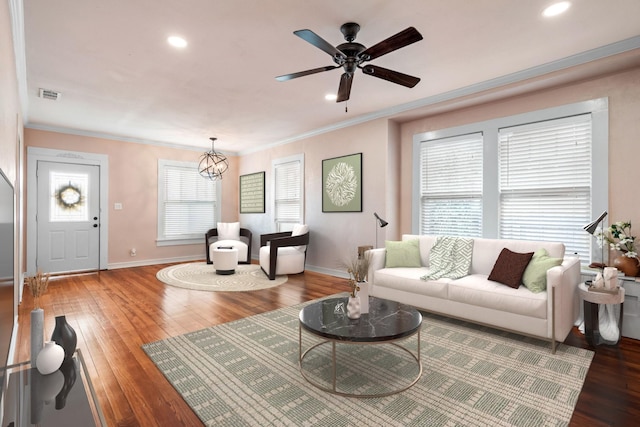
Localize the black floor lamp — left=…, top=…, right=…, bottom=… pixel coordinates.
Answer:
left=583, top=210, right=607, bottom=269
left=374, top=212, right=388, bottom=248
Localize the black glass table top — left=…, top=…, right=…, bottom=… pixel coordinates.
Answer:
left=1, top=350, right=105, bottom=426
left=299, top=296, right=422, bottom=342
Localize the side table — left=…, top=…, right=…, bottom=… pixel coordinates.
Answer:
left=578, top=282, right=625, bottom=346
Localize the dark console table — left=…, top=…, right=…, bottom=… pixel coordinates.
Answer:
left=1, top=349, right=105, bottom=426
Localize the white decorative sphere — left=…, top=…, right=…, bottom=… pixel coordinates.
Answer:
left=36, top=341, right=65, bottom=375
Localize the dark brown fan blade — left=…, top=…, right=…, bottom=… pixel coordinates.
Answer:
left=294, top=29, right=347, bottom=60
left=276, top=65, right=340, bottom=82
left=336, top=73, right=353, bottom=102
left=359, top=27, right=423, bottom=61
left=361, top=65, right=420, bottom=88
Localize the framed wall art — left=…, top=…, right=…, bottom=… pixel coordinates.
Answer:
left=322, top=153, right=362, bottom=212
left=239, top=171, right=265, bottom=213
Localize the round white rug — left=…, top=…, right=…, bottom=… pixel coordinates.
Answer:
left=156, top=263, right=287, bottom=292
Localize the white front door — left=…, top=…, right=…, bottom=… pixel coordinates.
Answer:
left=36, top=161, right=100, bottom=273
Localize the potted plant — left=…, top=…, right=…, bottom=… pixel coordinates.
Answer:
left=599, top=221, right=639, bottom=276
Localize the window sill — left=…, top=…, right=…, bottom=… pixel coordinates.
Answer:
left=156, top=237, right=201, bottom=247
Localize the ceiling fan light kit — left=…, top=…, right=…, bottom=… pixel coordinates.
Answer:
left=276, top=22, right=423, bottom=102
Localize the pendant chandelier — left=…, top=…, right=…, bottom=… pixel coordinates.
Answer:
left=198, top=137, right=229, bottom=180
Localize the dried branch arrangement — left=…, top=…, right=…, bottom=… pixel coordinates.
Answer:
left=26, top=270, right=50, bottom=310
left=342, top=250, right=372, bottom=297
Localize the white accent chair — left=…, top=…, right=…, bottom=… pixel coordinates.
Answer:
left=205, top=222, right=252, bottom=264
left=259, top=224, right=310, bottom=280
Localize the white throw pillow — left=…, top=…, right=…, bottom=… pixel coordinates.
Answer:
left=290, top=224, right=308, bottom=252
left=291, top=224, right=309, bottom=237
left=217, top=222, right=240, bottom=241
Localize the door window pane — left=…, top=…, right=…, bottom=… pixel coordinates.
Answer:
left=50, top=171, right=88, bottom=222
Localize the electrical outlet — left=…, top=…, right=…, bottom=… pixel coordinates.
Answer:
left=130, top=248, right=137, bottom=257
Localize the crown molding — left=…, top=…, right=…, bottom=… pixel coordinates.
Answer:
left=239, top=35, right=640, bottom=156
left=24, top=123, right=238, bottom=156
left=8, top=0, right=28, bottom=120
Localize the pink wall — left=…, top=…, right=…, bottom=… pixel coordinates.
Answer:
left=20, top=62, right=640, bottom=275
left=239, top=119, right=393, bottom=272
left=24, top=130, right=238, bottom=265
left=399, top=66, right=640, bottom=262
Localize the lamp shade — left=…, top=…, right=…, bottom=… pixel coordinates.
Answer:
left=374, top=212, right=388, bottom=228
left=583, top=211, right=607, bottom=235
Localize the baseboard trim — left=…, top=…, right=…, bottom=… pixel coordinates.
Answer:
left=108, top=255, right=203, bottom=270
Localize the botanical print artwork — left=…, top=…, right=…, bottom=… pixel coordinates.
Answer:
left=325, top=161, right=357, bottom=206
left=322, top=153, right=362, bottom=212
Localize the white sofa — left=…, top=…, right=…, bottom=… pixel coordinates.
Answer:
left=367, top=235, right=581, bottom=352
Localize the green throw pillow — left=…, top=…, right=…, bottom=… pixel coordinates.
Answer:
left=385, top=239, right=422, bottom=268
left=522, top=248, right=563, bottom=293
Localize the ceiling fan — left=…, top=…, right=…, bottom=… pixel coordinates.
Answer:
left=276, top=22, right=423, bottom=102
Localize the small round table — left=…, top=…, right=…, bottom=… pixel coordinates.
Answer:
left=298, top=296, right=422, bottom=398
left=578, top=282, right=625, bottom=346
left=211, top=247, right=238, bottom=275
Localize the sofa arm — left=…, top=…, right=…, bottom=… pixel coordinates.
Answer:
left=367, top=248, right=386, bottom=283
left=546, top=256, right=581, bottom=342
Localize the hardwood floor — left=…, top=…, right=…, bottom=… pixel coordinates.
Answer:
left=13, top=264, right=640, bottom=426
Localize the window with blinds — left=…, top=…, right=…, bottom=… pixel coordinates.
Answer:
left=498, top=114, right=592, bottom=261
left=413, top=99, right=607, bottom=266
left=419, top=133, right=483, bottom=237
left=157, top=160, right=218, bottom=243
left=273, top=155, right=303, bottom=232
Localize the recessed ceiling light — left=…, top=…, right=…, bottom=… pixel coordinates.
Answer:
left=325, top=94, right=337, bottom=101
left=167, top=36, right=187, bottom=48
left=542, top=2, right=571, bottom=17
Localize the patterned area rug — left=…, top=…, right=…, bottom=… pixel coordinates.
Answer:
left=143, top=297, right=593, bottom=426
left=156, top=262, right=287, bottom=291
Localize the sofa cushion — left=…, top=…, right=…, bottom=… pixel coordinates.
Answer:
left=487, top=248, right=534, bottom=289
left=290, top=223, right=309, bottom=251
left=448, top=275, right=547, bottom=319
left=385, top=239, right=422, bottom=268
left=217, top=222, right=240, bottom=241
left=522, top=248, right=563, bottom=293
left=374, top=268, right=449, bottom=298
left=468, top=238, right=565, bottom=275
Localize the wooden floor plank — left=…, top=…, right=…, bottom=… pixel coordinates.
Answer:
left=13, top=263, right=638, bottom=426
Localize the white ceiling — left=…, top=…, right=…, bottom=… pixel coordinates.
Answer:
left=21, top=0, right=640, bottom=154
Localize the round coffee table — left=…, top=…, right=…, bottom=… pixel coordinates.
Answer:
left=298, top=296, right=422, bottom=398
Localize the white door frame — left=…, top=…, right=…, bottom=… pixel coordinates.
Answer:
left=26, top=147, right=109, bottom=275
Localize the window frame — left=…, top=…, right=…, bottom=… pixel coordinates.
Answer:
left=271, top=154, right=304, bottom=232
left=412, top=98, right=608, bottom=262
left=156, top=159, right=221, bottom=246
left=419, top=132, right=484, bottom=237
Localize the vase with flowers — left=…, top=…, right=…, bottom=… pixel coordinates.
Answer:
left=599, top=221, right=640, bottom=277
left=343, top=250, right=372, bottom=318
left=27, top=270, right=50, bottom=367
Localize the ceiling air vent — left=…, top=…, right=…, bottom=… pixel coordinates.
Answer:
left=39, top=88, right=61, bottom=101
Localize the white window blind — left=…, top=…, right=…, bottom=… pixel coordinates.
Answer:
left=420, top=133, right=483, bottom=237
left=274, top=158, right=302, bottom=231
left=498, top=114, right=592, bottom=260
left=158, top=161, right=217, bottom=242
